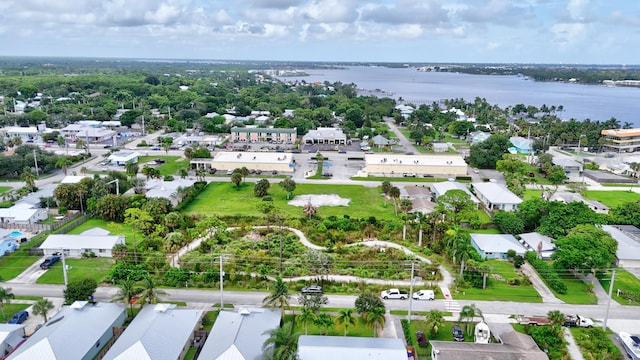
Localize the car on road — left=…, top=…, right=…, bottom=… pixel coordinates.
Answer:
left=412, top=290, right=435, bottom=300
left=403, top=173, right=416, bottom=177
left=452, top=325, right=464, bottom=341
left=472, top=168, right=480, bottom=174
left=151, top=147, right=161, bottom=150
left=8, top=310, right=29, bottom=324
left=301, top=286, right=323, bottom=294
left=381, top=288, right=408, bottom=300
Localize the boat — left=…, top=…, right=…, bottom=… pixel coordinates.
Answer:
left=619, top=332, right=640, bottom=360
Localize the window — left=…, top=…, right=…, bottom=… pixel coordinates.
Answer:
left=99, top=249, right=106, bottom=253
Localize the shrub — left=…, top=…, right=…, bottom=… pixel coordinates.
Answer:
left=526, top=252, right=567, bottom=294
left=164, top=175, right=174, bottom=181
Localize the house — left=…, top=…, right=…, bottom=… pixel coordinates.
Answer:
left=371, top=135, right=392, bottom=148
left=230, top=127, right=297, bottom=144
left=192, top=151, right=294, bottom=174
left=0, top=324, right=26, bottom=358
left=7, top=301, right=126, bottom=360
left=108, top=151, right=140, bottom=166
left=549, top=191, right=609, bottom=214
left=0, top=203, right=48, bottom=225
left=0, top=229, right=19, bottom=257
left=144, top=179, right=196, bottom=205
left=431, top=182, right=479, bottom=207
left=302, top=128, right=347, bottom=145
left=470, top=233, right=527, bottom=259
left=39, top=227, right=125, bottom=258
left=600, top=225, right=640, bottom=268
left=432, top=143, right=449, bottom=153
left=297, top=336, right=407, bottom=360
left=552, top=158, right=583, bottom=177
left=409, top=198, right=438, bottom=214
left=395, top=104, right=415, bottom=118
left=518, top=232, right=555, bottom=259
left=103, top=304, right=203, bottom=360
left=61, top=175, right=91, bottom=184
left=600, top=128, right=640, bottom=153
left=469, top=131, right=491, bottom=144
left=363, top=154, right=467, bottom=177
left=3, top=127, right=39, bottom=142
left=198, top=308, right=281, bottom=360
left=399, top=186, right=432, bottom=200
left=509, top=136, right=535, bottom=154
left=14, top=184, right=56, bottom=208
left=471, top=182, right=522, bottom=211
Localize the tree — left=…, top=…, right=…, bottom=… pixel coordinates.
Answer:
left=279, top=178, right=297, bottom=200
left=365, top=307, right=386, bottom=337
left=458, top=304, right=484, bottom=335
left=302, top=201, right=317, bottom=219
left=425, top=309, right=445, bottom=337
left=55, top=157, right=73, bottom=176
left=297, top=307, right=317, bottom=335
left=355, top=292, right=385, bottom=314
left=95, top=194, right=130, bottom=222
left=179, top=167, right=188, bottom=179
left=231, top=172, right=242, bottom=188
left=254, top=178, right=271, bottom=197
left=124, top=208, right=154, bottom=263
left=20, top=167, right=36, bottom=191
left=262, top=277, right=291, bottom=316
left=611, top=200, right=640, bottom=227
left=537, top=201, right=603, bottom=238
left=547, top=310, right=565, bottom=330
left=552, top=224, right=617, bottom=274
left=381, top=181, right=392, bottom=195
left=336, top=308, right=356, bottom=336
left=240, top=166, right=250, bottom=183
left=314, top=313, right=334, bottom=335
left=112, top=278, right=142, bottom=318
left=125, top=161, right=139, bottom=178
left=388, top=186, right=400, bottom=215
left=64, top=278, right=98, bottom=305
left=547, top=165, right=567, bottom=185
left=493, top=211, right=524, bottom=234
left=297, top=293, right=328, bottom=313
left=262, top=322, right=298, bottom=360
left=32, top=298, right=55, bottom=323
left=437, top=189, right=475, bottom=221
left=184, top=147, right=194, bottom=160
left=164, top=231, right=185, bottom=253
left=164, top=211, right=182, bottom=231
left=444, top=225, right=474, bottom=275
left=468, top=134, right=510, bottom=169
left=138, top=275, right=166, bottom=305
left=0, top=287, right=15, bottom=321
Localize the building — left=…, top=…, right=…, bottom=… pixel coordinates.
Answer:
left=103, top=304, right=203, bottom=360
left=399, top=186, right=431, bottom=200
left=3, top=127, right=39, bottom=142
left=302, top=128, right=347, bottom=145
left=509, top=136, right=535, bottom=154
left=432, top=143, right=449, bottom=153
left=518, top=232, right=555, bottom=259
left=198, top=308, right=281, bottom=360
left=60, top=124, right=116, bottom=143
left=297, top=336, right=407, bottom=360
left=145, top=179, right=196, bottom=205
left=230, top=127, right=297, bottom=144
left=7, top=301, right=126, bottom=360
left=471, top=182, right=522, bottom=211
left=549, top=192, right=610, bottom=214
left=600, top=225, right=640, bottom=268
left=0, top=324, right=26, bottom=359
left=469, top=131, right=491, bottom=144
left=363, top=154, right=467, bottom=177
left=39, top=227, right=125, bottom=258
left=0, top=203, right=48, bottom=225
left=371, top=135, right=392, bottom=148
left=470, top=233, right=528, bottom=259
left=601, top=128, right=640, bottom=153
left=0, top=229, right=19, bottom=257
left=431, top=181, right=479, bottom=207
left=192, top=151, right=294, bottom=173
left=108, top=151, right=140, bottom=166
left=552, top=158, right=583, bottom=178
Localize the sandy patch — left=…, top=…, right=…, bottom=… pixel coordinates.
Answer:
left=288, top=194, right=351, bottom=207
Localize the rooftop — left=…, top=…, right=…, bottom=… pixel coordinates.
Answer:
left=231, top=126, right=296, bottom=134
left=298, top=336, right=407, bottom=360
left=365, top=154, right=467, bottom=167
left=601, top=128, right=640, bottom=138
left=40, top=228, right=124, bottom=250
left=213, top=151, right=293, bottom=164
left=431, top=181, right=480, bottom=203
left=600, top=225, right=640, bottom=261
left=303, top=128, right=346, bottom=139
left=519, top=232, right=555, bottom=252
left=472, top=182, right=523, bottom=205
left=471, top=233, right=528, bottom=254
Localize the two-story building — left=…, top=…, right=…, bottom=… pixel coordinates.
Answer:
left=230, top=127, right=297, bottom=144
left=601, top=128, right=640, bottom=153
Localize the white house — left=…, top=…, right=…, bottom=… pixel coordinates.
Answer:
left=431, top=181, right=480, bottom=207
left=39, top=227, right=125, bottom=258
left=519, top=232, right=555, bottom=259
left=60, top=124, right=116, bottom=143
left=298, top=336, right=407, bottom=360
left=3, top=127, right=39, bottom=142
left=471, top=182, right=522, bottom=211
left=145, top=179, right=196, bottom=205
left=0, top=203, right=48, bottom=225
left=600, top=225, right=640, bottom=268
left=470, top=233, right=528, bottom=259
left=108, top=151, right=140, bottom=166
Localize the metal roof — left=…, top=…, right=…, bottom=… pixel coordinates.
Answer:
left=470, top=233, right=528, bottom=255
left=39, top=233, right=124, bottom=251
left=431, top=181, right=480, bottom=203
left=472, top=182, right=523, bottom=205
left=600, top=225, right=640, bottom=261
left=297, top=336, right=406, bottom=360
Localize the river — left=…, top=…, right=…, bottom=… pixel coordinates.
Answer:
left=280, top=66, right=640, bottom=127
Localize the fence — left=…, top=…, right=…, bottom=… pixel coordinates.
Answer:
left=0, top=222, right=50, bottom=232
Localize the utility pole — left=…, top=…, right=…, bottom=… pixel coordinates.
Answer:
left=603, top=269, right=616, bottom=331
left=33, top=149, right=39, bottom=176
left=408, top=261, right=415, bottom=324
left=219, top=255, right=224, bottom=310
left=60, top=248, right=68, bottom=287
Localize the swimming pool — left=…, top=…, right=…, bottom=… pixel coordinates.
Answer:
left=9, top=231, right=23, bottom=238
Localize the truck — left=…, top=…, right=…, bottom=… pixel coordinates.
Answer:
left=517, top=316, right=551, bottom=326
left=563, top=315, right=594, bottom=328
left=381, top=289, right=409, bottom=300
left=40, top=255, right=61, bottom=270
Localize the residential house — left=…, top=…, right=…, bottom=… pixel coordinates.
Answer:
left=108, top=151, right=140, bottom=166
left=103, top=304, right=203, bottom=360
left=469, top=131, right=491, bottom=144
left=230, top=127, right=297, bottom=144
left=549, top=191, right=610, bottom=214
left=14, top=184, right=56, bottom=208
left=399, top=186, right=436, bottom=215
left=0, top=229, right=19, bottom=257
left=39, top=227, right=125, bottom=258
left=600, top=128, right=640, bottom=153
left=395, top=104, right=415, bottom=119
left=432, top=143, right=449, bottom=153
left=297, top=336, right=407, bottom=360
left=3, top=127, right=39, bottom=142
left=509, top=136, right=535, bottom=154
left=471, top=182, right=522, bottom=211
left=302, top=128, right=347, bottom=145
left=7, top=301, right=126, bottom=360
left=470, top=233, right=527, bottom=259
left=0, top=203, right=48, bottom=225
left=197, top=308, right=281, bottom=360
left=518, top=232, right=555, bottom=259
left=0, top=324, right=26, bottom=359
left=552, top=158, right=583, bottom=178
left=145, top=179, right=196, bottom=205
left=61, top=175, right=91, bottom=184
left=600, top=225, right=640, bottom=268
left=371, top=135, right=392, bottom=148
left=363, top=154, right=468, bottom=177
left=431, top=181, right=479, bottom=207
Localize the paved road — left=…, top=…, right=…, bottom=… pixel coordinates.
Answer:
left=384, top=117, right=418, bottom=154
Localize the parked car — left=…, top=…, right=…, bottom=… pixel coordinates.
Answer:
left=208, top=168, right=217, bottom=174
left=380, top=288, right=408, bottom=300
left=301, top=285, right=323, bottom=294
left=452, top=325, right=464, bottom=342
left=412, top=290, right=435, bottom=300
left=416, top=331, right=428, bottom=347
left=151, top=147, right=161, bottom=150
left=40, top=255, right=61, bottom=270
left=8, top=310, right=29, bottom=324
left=403, top=173, right=416, bottom=177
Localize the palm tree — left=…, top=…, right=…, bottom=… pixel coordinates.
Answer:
left=138, top=275, right=166, bottom=305
left=458, top=304, right=484, bottom=335
left=163, top=231, right=184, bottom=253
left=263, top=322, right=298, bottom=360
left=336, top=308, right=356, bottom=336
left=112, top=279, right=142, bottom=318
left=240, top=166, right=250, bottom=183
left=388, top=186, right=400, bottom=215
left=302, top=201, right=317, bottom=219
left=55, top=157, right=73, bottom=176
left=547, top=310, right=565, bottom=330
left=125, top=161, right=139, bottom=178
left=20, top=167, right=36, bottom=191
left=262, top=277, right=291, bottom=316
left=32, top=298, right=55, bottom=323
left=314, top=313, right=334, bottom=335
left=425, top=309, right=445, bottom=337
left=179, top=168, right=188, bottom=179
left=297, top=306, right=316, bottom=335
left=0, top=287, right=15, bottom=321
left=365, top=307, right=386, bottom=337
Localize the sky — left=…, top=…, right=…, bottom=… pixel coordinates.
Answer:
left=0, top=0, right=638, bottom=64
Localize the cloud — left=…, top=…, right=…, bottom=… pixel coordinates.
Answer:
left=243, top=0, right=304, bottom=9
left=359, top=1, right=450, bottom=25
left=298, top=0, right=358, bottom=23
left=456, top=0, right=535, bottom=26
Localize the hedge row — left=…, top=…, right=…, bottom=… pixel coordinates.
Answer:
left=526, top=252, right=567, bottom=294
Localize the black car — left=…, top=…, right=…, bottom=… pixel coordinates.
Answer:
left=40, top=255, right=61, bottom=270
left=301, top=286, right=323, bottom=294
left=452, top=325, right=464, bottom=342
left=208, top=168, right=217, bottom=174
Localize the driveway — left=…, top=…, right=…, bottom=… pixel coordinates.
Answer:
left=383, top=117, right=418, bottom=154
left=7, top=256, right=48, bottom=284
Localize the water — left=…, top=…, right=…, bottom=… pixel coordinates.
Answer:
left=280, top=66, right=640, bottom=127
left=9, top=231, right=23, bottom=237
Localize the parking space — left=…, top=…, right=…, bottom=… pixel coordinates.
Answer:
left=300, top=142, right=362, bottom=153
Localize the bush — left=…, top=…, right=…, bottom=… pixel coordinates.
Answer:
left=526, top=252, right=567, bottom=294
left=164, top=175, right=174, bottom=181
left=401, top=319, right=414, bottom=346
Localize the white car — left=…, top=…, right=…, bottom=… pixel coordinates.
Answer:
left=412, top=290, right=435, bottom=300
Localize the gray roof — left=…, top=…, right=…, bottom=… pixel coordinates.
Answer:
left=103, top=304, right=203, bottom=360
left=431, top=181, right=479, bottom=203
left=7, top=302, right=125, bottom=360
left=519, top=232, right=555, bottom=252
left=471, top=233, right=528, bottom=255
left=198, top=308, right=281, bottom=360
left=15, top=184, right=57, bottom=207
left=303, top=128, right=346, bottom=140
left=552, top=158, right=582, bottom=168
left=231, top=127, right=296, bottom=134
left=371, top=135, right=391, bottom=146
left=39, top=234, right=124, bottom=251
left=145, top=179, right=196, bottom=200
left=81, top=227, right=111, bottom=236
left=297, top=336, right=406, bottom=360
left=0, top=324, right=26, bottom=350
left=472, top=182, right=523, bottom=205
left=430, top=339, right=548, bottom=360
left=600, top=225, right=640, bottom=261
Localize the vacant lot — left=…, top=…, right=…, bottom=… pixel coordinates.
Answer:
left=138, top=156, right=189, bottom=176
left=36, top=257, right=113, bottom=285
left=598, top=269, right=640, bottom=306
left=583, top=190, right=640, bottom=208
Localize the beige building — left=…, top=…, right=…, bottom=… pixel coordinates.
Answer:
left=362, top=154, right=467, bottom=176
left=191, top=151, right=294, bottom=173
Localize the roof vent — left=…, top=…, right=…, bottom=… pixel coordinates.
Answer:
left=239, top=308, right=251, bottom=315
left=70, top=301, right=89, bottom=310
left=154, top=303, right=174, bottom=313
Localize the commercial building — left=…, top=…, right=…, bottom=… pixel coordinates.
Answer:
left=3, top=127, right=39, bottom=142
left=302, top=128, right=347, bottom=145
left=471, top=182, right=522, bottom=211
left=60, top=124, right=116, bottom=143
left=230, top=127, right=297, bottom=144
left=191, top=151, right=294, bottom=173
left=362, top=154, right=467, bottom=177
left=601, top=128, right=640, bottom=153
left=39, top=227, right=125, bottom=258
left=107, top=151, right=140, bottom=166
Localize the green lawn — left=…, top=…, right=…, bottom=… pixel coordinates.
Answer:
left=138, top=156, right=190, bottom=176
left=583, top=190, right=640, bottom=208
left=551, top=271, right=598, bottom=305
left=407, top=320, right=472, bottom=358
left=67, top=218, right=143, bottom=250
left=0, top=234, right=48, bottom=281
left=453, top=260, right=542, bottom=303
left=184, top=182, right=397, bottom=220
left=522, top=189, right=542, bottom=201
left=0, top=303, right=31, bottom=323
left=36, top=257, right=113, bottom=284
left=570, top=327, right=623, bottom=360
left=285, top=314, right=375, bottom=337
left=0, top=186, right=11, bottom=194
left=469, top=228, right=502, bottom=234
left=598, top=269, right=640, bottom=306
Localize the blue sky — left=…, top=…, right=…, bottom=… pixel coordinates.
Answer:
left=0, top=0, right=638, bottom=64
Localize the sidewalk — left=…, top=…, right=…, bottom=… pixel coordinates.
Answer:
left=576, top=273, right=617, bottom=305
left=520, top=263, right=564, bottom=304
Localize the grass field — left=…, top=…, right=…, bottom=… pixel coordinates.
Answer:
left=67, top=218, right=143, bottom=249
left=549, top=270, right=598, bottom=305
left=184, top=182, right=397, bottom=219
left=469, top=228, right=502, bottom=234
left=598, top=269, right=640, bottom=306
left=36, top=257, right=113, bottom=284
left=0, top=186, right=11, bottom=194
left=0, top=303, right=31, bottom=323
left=138, top=156, right=189, bottom=176
left=0, top=234, right=48, bottom=281
left=522, top=189, right=542, bottom=201
left=583, top=190, right=640, bottom=208
left=285, top=313, right=375, bottom=337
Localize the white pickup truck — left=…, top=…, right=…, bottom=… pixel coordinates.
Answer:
left=381, top=288, right=409, bottom=300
